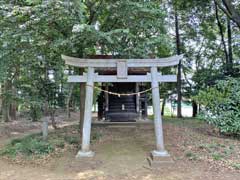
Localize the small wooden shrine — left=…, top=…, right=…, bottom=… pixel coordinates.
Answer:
left=98, top=82, right=148, bottom=122
left=84, top=55, right=149, bottom=122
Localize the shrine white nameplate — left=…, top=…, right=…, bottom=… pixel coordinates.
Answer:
left=117, top=61, right=128, bottom=79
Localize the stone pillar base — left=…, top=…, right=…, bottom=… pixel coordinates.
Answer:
left=147, top=150, right=174, bottom=168
left=151, top=150, right=170, bottom=157
left=76, top=150, right=95, bottom=158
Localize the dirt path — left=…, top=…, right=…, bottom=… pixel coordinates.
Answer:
left=1, top=158, right=238, bottom=180
left=1, top=118, right=240, bottom=180
left=0, top=113, right=79, bottom=180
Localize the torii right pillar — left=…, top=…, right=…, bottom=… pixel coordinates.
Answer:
left=149, top=67, right=173, bottom=166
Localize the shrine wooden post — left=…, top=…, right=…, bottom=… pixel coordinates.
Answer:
left=62, top=54, right=183, bottom=160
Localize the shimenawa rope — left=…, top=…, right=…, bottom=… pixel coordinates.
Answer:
left=86, top=84, right=158, bottom=97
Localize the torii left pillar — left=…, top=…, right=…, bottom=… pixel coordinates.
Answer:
left=76, top=67, right=95, bottom=157
left=151, top=67, right=170, bottom=155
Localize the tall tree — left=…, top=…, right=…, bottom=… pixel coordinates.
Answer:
left=174, top=9, right=182, bottom=118
left=215, top=0, right=240, bottom=29
left=214, top=0, right=229, bottom=73
left=227, top=18, right=233, bottom=72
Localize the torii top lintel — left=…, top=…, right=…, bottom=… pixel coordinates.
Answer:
left=62, top=54, right=183, bottom=68
left=62, top=54, right=183, bottom=82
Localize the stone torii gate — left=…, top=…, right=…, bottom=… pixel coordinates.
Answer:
left=62, top=54, right=183, bottom=161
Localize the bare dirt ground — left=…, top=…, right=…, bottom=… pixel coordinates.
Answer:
left=0, top=114, right=240, bottom=180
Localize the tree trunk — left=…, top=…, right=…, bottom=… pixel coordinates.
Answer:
left=10, top=104, right=17, bottom=120
left=198, top=105, right=202, bottom=114
left=2, top=80, right=11, bottom=122
left=222, top=0, right=240, bottom=29
left=42, top=66, right=49, bottom=137
left=192, top=100, right=198, bottom=118
left=214, top=0, right=229, bottom=73
left=79, top=68, right=85, bottom=135
left=66, top=84, right=74, bottom=118
left=42, top=101, right=49, bottom=140
left=50, top=109, right=57, bottom=129
left=2, top=99, right=10, bottom=122
left=0, top=84, right=2, bottom=115
left=161, top=97, right=166, bottom=116
left=10, top=63, right=20, bottom=121
left=175, top=10, right=182, bottom=118
left=9, top=86, right=17, bottom=120
left=227, top=17, right=233, bottom=73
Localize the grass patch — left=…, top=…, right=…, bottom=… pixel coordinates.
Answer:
left=64, top=136, right=79, bottom=145
left=223, top=147, right=234, bottom=156
left=231, top=163, right=240, bottom=170
left=198, top=143, right=227, bottom=152
left=0, top=125, right=104, bottom=158
left=0, top=134, right=53, bottom=157
left=185, top=151, right=198, bottom=160
left=163, top=117, right=203, bottom=128
left=148, top=115, right=154, bottom=120
left=211, top=152, right=224, bottom=160
left=51, top=139, right=65, bottom=148
left=92, top=132, right=103, bottom=141
left=148, top=116, right=204, bottom=129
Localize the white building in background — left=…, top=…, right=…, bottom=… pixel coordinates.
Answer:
left=148, top=98, right=193, bottom=117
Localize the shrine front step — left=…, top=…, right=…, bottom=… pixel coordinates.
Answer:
left=106, top=112, right=138, bottom=122
left=107, top=125, right=136, bottom=129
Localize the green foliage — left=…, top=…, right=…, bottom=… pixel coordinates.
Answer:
left=0, top=0, right=240, bottom=123
left=185, top=151, right=198, bottom=160
left=29, top=101, right=42, bottom=121
left=0, top=134, right=53, bottom=157
left=0, top=0, right=171, bottom=119
left=231, top=163, right=240, bottom=170
left=92, top=131, right=103, bottom=141
left=211, top=152, right=223, bottom=161
left=64, top=136, right=79, bottom=145
left=195, top=77, right=240, bottom=135
left=70, top=0, right=171, bottom=58
left=0, top=0, right=77, bottom=118
left=54, top=140, right=65, bottom=148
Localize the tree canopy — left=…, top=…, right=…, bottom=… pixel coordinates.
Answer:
left=0, top=0, right=240, bottom=134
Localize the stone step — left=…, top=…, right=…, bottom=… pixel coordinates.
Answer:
left=109, top=101, right=136, bottom=104
left=106, top=112, right=138, bottom=122
left=110, top=96, right=135, bottom=99
left=108, top=110, right=136, bottom=113
left=109, top=104, right=136, bottom=108
left=106, top=112, right=138, bottom=117
left=107, top=125, right=136, bottom=128
left=147, top=153, right=174, bottom=168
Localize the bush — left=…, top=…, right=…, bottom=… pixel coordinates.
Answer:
left=92, top=132, right=103, bottom=141
left=64, top=136, right=79, bottom=145
left=29, top=103, right=42, bottom=122
left=0, top=135, right=53, bottom=157
left=195, top=77, right=240, bottom=135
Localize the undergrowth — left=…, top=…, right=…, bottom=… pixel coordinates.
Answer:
left=0, top=134, right=53, bottom=157
left=0, top=126, right=103, bottom=158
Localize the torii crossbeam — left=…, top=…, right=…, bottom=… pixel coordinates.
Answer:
left=62, top=54, right=183, bottom=160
